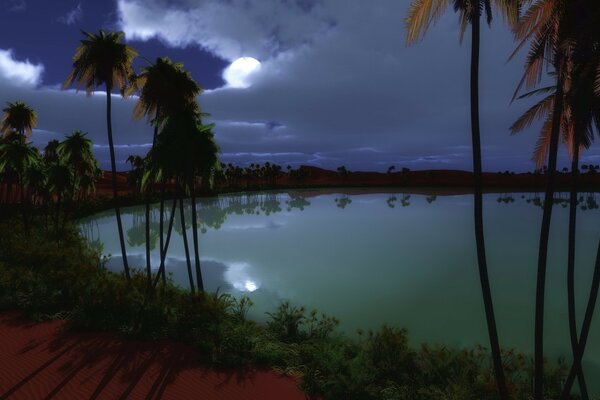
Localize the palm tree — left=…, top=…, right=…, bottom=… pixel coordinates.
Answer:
left=127, top=57, right=202, bottom=142
left=561, top=68, right=600, bottom=400
left=511, top=68, right=599, bottom=397
left=43, top=140, right=60, bottom=164
left=46, top=162, right=73, bottom=230
left=1, top=101, right=37, bottom=140
left=176, top=198, right=195, bottom=293
left=0, top=137, right=41, bottom=232
left=64, top=30, right=138, bottom=281
left=57, top=130, right=98, bottom=201
left=511, top=2, right=600, bottom=397
left=143, top=109, right=220, bottom=292
left=128, top=57, right=203, bottom=289
left=406, top=1, right=520, bottom=397
left=23, top=160, right=46, bottom=207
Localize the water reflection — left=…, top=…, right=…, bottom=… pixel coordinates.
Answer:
left=126, top=208, right=160, bottom=249
left=495, top=192, right=600, bottom=211
left=386, top=195, right=397, bottom=208
left=81, top=190, right=600, bottom=393
left=400, top=194, right=411, bottom=207
left=334, top=196, right=352, bottom=209
left=285, top=194, right=310, bottom=211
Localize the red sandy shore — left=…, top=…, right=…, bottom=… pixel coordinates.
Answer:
left=0, top=311, right=305, bottom=400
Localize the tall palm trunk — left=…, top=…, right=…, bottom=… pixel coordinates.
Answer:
left=566, top=142, right=589, bottom=398
left=560, top=239, right=600, bottom=398
left=469, top=12, right=509, bottom=400
left=19, top=178, right=29, bottom=235
left=152, top=197, right=177, bottom=289
left=534, top=74, right=564, bottom=400
left=179, top=196, right=195, bottom=294
left=159, top=183, right=166, bottom=286
left=190, top=181, right=204, bottom=291
left=54, top=193, right=62, bottom=232
left=145, top=201, right=152, bottom=291
left=144, top=119, right=160, bottom=291
left=106, top=86, right=131, bottom=281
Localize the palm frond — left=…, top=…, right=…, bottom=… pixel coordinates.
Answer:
left=484, top=0, right=493, bottom=26
left=492, top=0, right=520, bottom=27
left=595, top=62, right=600, bottom=96
left=532, top=115, right=553, bottom=168
left=512, top=0, right=555, bottom=40
left=517, top=85, right=555, bottom=99
left=510, top=93, right=555, bottom=134
left=406, top=0, right=450, bottom=44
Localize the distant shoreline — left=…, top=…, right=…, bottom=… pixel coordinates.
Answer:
left=98, top=166, right=600, bottom=198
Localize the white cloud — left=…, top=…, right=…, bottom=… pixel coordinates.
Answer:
left=117, top=0, right=334, bottom=61
left=58, top=3, right=83, bottom=25
left=0, top=49, right=44, bottom=88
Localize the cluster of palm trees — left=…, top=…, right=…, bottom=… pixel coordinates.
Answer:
left=63, top=30, right=221, bottom=294
left=0, top=101, right=100, bottom=232
left=407, top=0, right=600, bottom=399
left=217, top=162, right=283, bottom=189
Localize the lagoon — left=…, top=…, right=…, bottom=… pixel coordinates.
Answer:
left=80, top=189, right=600, bottom=387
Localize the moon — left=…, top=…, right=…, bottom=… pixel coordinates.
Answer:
left=223, top=57, right=262, bottom=89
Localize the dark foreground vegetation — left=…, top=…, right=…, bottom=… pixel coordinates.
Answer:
left=0, top=217, right=585, bottom=400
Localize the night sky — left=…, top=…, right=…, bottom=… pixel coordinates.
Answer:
left=0, top=0, right=597, bottom=171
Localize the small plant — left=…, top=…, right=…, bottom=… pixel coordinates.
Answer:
left=232, top=295, right=254, bottom=321
left=266, top=301, right=306, bottom=342
left=305, top=309, right=339, bottom=340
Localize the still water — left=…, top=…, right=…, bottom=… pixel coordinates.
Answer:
left=80, top=189, right=600, bottom=384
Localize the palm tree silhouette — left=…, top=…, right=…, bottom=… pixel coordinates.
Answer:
left=127, top=57, right=203, bottom=289
left=57, top=130, right=99, bottom=202
left=512, top=62, right=600, bottom=397
left=406, top=1, right=519, bottom=397
left=46, top=161, right=73, bottom=230
left=1, top=101, right=38, bottom=140
left=64, top=30, right=138, bottom=281
left=127, top=57, right=202, bottom=142
left=511, top=2, right=600, bottom=396
left=143, top=109, right=220, bottom=292
left=43, top=140, right=60, bottom=164
left=23, top=159, right=46, bottom=207
left=175, top=198, right=195, bottom=293
left=0, top=137, right=41, bottom=232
